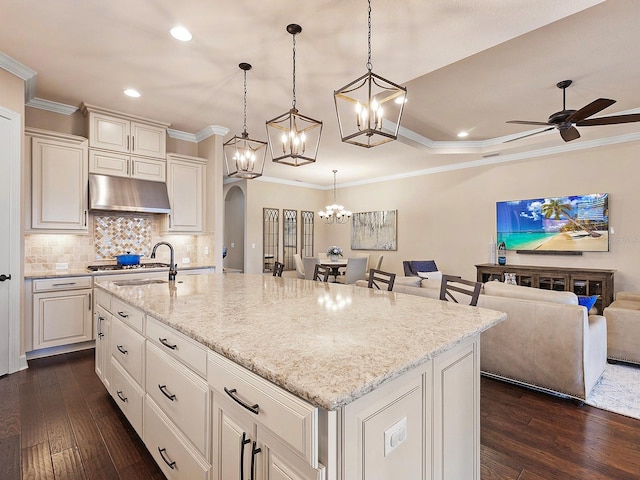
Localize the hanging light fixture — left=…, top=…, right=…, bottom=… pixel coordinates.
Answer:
left=333, top=0, right=407, bottom=148
left=266, top=24, right=323, bottom=167
left=318, top=170, right=352, bottom=224
left=224, top=62, right=267, bottom=179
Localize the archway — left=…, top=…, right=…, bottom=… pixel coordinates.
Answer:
left=224, top=185, right=246, bottom=272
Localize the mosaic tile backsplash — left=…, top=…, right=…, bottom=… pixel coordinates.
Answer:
left=24, top=213, right=214, bottom=273
left=94, top=215, right=153, bottom=258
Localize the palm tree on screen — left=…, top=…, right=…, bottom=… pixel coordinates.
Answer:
left=541, top=198, right=601, bottom=237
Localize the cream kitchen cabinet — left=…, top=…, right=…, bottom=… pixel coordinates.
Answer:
left=27, top=128, right=88, bottom=232
left=89, top=150, right=166, bottom=182
left=166, top=154, right=207, bottom=233
left=32, top=277, right=93, bottom=350
left=94, top=290, right=111, bottom=391
left=82, top=104, right=168, bottom=160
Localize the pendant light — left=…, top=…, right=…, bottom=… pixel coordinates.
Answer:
left=266, top=24, right=323, bottom=167
left=318, top=170, right=352, bottom=224
left=224, top=63, right=267, bottom=179
left=333, top=0, right=407, bottom=148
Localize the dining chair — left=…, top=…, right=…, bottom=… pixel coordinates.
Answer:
left=313, top=264, right=331, bottom=282
left=403, top=260, right=438, bottom=276
left=302, top=257, right=319, bottom=280
left=370, top=255, right=383, bottom=273
left=272, top=261, right=284, bottom=277
left=293, top=253, right=305, bottom=279
left=367, top=269, right=396, bottom=291
left=336, top=257, right=368, bottom=285
left=439, top=274, right=481, bottom=306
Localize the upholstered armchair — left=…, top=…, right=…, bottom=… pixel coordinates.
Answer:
left=603, top=292, right=640, bottom=365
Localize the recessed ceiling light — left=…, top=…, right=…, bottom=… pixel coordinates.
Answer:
left=124, top=89, right=141, bottom=98
left=170, top=26, right=192, bottom=42
left=457, top=131, right=469, bottom=138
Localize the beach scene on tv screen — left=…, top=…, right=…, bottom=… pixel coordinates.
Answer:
left=496, top=193, right=609, bottom=252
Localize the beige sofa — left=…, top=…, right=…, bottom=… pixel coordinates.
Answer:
left=357, top=277, right=607, bottom=400
left=603, top=292, right=640, bottom=365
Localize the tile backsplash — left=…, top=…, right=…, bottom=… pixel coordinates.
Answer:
left=25, top=213, right=214, bottom=273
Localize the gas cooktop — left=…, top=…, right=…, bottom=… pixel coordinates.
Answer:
left=87, top=262, right=171, bottom=272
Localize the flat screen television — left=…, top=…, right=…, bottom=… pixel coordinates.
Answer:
left=496, top=193, right=609, bottom=252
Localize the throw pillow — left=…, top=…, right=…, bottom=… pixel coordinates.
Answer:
left=577, top=295, right=598, bottom=311
left=418, top=270, right=443, bottom=280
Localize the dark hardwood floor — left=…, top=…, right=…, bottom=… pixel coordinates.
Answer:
left=1, top=349, right=640, bottom=479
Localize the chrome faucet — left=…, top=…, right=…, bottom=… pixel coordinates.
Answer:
left=151, top=241, right=177, bottom=281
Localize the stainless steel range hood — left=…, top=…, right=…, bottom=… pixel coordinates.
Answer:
left=89, top=174, right=171, bottom=214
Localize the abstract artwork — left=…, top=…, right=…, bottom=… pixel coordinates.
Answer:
left=351, top=210, right=397, bottom=250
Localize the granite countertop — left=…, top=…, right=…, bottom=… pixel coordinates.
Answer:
left=24, top=263, right=216, bottom=279
left=95, top=274, right=506, bottom=410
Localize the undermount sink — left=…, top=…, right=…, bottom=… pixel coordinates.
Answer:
left=113, top=279, right=168, bottom=286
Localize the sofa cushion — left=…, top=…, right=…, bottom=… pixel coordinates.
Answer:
left=483, top=280, right=578, bottom=305
left=609, top=299, right=640, bottom=311
left=394, top=276, right=422, bottom=287
left=417, top=270, right=443, bottom=281
left=420, top=278, right=443, bottom=291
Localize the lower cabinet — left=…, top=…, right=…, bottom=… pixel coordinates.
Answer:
left=32, top=276, right=93, bottom=350
left=94, top=303, right=111, bottom=390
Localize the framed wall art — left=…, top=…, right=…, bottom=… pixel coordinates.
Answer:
left=351, top=210, right=397, bottom=250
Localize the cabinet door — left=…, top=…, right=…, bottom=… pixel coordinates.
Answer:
left=167, top=157, right=206, bottom=233
left=32, top=136, right=88, bottom=231
left=89, top=112, right=130, bottom=153
left=212, top=393, right=256, bottom=480
left=95, top=305, right=111, bottom=390
left=131, top=122, right=166, bottom=159
left=257, top=428, right=325, bottom=480
left=131, top=156, right=166, bottom=182
left=89, top=150, right=130, bottom=177
left=33, top=289, right=93, bottom=349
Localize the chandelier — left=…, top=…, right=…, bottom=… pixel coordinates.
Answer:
left=318, top=170, right=352, bottom=224
left=266, top=24, right=323, bottom=167
left=333, top=0, right=407, bottom=148
left=224, top=62, right=267, bottom=179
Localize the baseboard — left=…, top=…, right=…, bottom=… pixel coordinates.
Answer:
left=26, top=341, right=96, bottom=361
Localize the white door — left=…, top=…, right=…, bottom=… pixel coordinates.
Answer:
left=0, top=106, right=22, bottom=376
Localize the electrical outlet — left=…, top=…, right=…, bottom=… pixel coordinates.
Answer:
left=182, top=258, right=190, bottom=265
left=384, top=417, right=407, bottom=457
left=252, top=243, right=256, bottom=249
left=231, top=242, right=235, bottom=248
left=55, top=262, right=68, bottom=270
left=204, top=246, right=209, bottom=255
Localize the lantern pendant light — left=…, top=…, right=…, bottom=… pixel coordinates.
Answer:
left=266, top=24, right=323, bottom=167
left=224, top=62, right=267, bottom=179
left=334, top=0, right=407, bottom=148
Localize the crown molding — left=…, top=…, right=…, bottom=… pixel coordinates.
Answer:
left=26, top=97, right=78, bottom=115
left=0, top=52, right=37, bottom=102
left=168, top=125, right=230, bottom=143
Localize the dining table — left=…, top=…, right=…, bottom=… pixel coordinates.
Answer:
left=319, top=260, right=348, bottom=281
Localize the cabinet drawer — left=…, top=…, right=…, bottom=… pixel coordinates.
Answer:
left=110, top=358, right=144, bottom=437
left=146, top=343, right=209, bottom=458
left=208, top=351, right=318, bottom=467
left=94, top=288, right=111, bottom=310
left=147, top=316, right=207, bottom=377
left=111, top=297, right=144, bottom=333
left=111, top=318, right=145, bottom=386
left=33, top=276, right=92, bottom=292
left=144, top=396, right=210, bottom=480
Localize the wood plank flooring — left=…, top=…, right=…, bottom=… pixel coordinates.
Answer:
left=1, top=349, right=639, bottom=479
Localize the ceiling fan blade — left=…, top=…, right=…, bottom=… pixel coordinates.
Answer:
left=506, top=120, right=553, bottom=126
left=560, top=126, right=580, bottom=142
left=566, top=98, right=616, bottom=123
left=576, top=113, right=640, bottom=126
left=504, top=127, right=555, bottom=143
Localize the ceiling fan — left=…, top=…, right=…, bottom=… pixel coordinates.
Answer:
left=505, top=80, right=640, bottom=143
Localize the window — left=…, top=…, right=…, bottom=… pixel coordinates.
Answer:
left=301, top=211, right=314, bottom=258
left=283, top=209, right=297, bottom=271
left=263, top=208, right=279, bottom=273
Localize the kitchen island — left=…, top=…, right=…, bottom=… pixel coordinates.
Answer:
left=94, top=274, right=505, bottom=480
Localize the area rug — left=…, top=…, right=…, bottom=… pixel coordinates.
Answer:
left=585, top=362, right=640, bottom=420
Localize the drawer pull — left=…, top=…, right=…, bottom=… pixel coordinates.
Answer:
left=158, top=384, right=176, bottom=401
left=52, top=282, right=76, bottom=287
left=250, top=441, right=261, bottom=480
left=116, top=345, right=128, bottom=355
left=157, top=447, right=176, bottom=469
left=224, top=387, right=259, bottom=415
left=117, top=311, right=129, bottom=319
left=159, top=337, right=177, bottom=350
left=116, top=390, right=128, bottom=403
left=97, top=315, right=104, bottom=338
left=240, top=432, right=251, bottom=480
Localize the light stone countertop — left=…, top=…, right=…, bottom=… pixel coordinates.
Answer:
left=95, top=274, right=506, bottom=410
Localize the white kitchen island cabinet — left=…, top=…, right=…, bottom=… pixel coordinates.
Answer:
left=94, top=274, right=504, bottom=480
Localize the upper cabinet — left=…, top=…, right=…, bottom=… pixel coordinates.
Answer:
left=26, top=128, right=89, bottom=232
left=81, top=104, right=169, bottom=159
left=166, top=154, right=207, bottom=233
